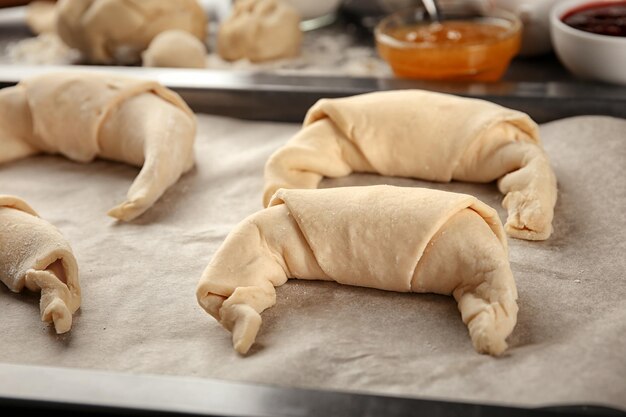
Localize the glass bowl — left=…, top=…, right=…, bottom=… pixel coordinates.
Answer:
left=374, top=1, right=522, bottom=81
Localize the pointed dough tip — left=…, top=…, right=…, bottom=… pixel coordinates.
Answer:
left=505, top=223, right=552, bottom=241
left=229, top=304, right=262, bottom=356
left=471, top=330, right=508, bottom=357
left=43, top=298, right=72, bottom=334
left=107, top=201, right=144, bottom=222
left=234, top=340, right=253, bottom=355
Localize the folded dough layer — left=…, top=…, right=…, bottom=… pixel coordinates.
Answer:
left=0, top=72, right=197, bottom=221
left=0, top=195, right=81, bottom=334
left=264, top=90, right=558, bottom=240
left=197, top=185, right=518, bottom=356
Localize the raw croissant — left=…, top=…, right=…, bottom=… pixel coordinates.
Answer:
left=56, top=0, right=207, bottom=64
left=197, top=185, right=518, bottom=356
left=0, top=72, right=196, bottom=221
left=0, top=195, right=81, bottom=334
left=264, top=90, right=558, bottom=240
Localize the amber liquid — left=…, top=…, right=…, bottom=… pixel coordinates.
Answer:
left=377, top=21, right=521, bottom=81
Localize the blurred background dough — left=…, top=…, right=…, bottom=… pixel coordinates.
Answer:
left=143, top=29, right=207, bottom=69
left=25, top=0, right=56, bottom=34
left=218, top=0, right=302, bottom=63
left=56, top=0, right=207, bottom=64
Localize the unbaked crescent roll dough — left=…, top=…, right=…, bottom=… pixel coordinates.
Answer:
left=56, top=0, right=207, bottom=64
left=218, top=0, right=302, bottom=63
left=197, top=185, right=518, bottom=356
left=264, top=90, right=558, bottom=241
left=0, top=195, right=81, bottom=334
left=26, top=1, right=58, bottom=35
left=0, top=72, right=196, bottom=221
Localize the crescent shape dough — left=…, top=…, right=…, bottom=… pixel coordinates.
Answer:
left=0, top=195, right=81, bottom=334
left=56, top=0, right=207, bottom=64
left=0, top=72, right=197, bottom=221
left=197, top=185, right=518, bottom=356
left=263, top=90, right=558, bottom=241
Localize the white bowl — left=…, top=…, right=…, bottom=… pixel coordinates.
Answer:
left=550, top=0, right=626, bottom=85
left=283, top=0, right=342, bottom=21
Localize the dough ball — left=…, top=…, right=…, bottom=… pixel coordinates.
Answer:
left=218, top=0, right=302, bottom=63
left=26, top=1, right=57, bottom=35
left=143, top=30, right=207, bottom=69
left=56, top=0, right=207, bottom=64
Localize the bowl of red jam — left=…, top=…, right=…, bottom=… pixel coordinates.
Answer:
left=374, top=1, right=522, bottom=82
left=551, top=0, right=626, bottom=85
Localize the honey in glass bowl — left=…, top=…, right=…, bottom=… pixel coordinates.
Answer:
left=375, top=7, right=522, bottom=81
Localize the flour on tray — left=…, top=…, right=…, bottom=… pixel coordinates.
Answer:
left=206, top=28, right=391, bottom=77
left=1, top=24, right=390, bottom=77
left=5, top=33, right=80, bottom=65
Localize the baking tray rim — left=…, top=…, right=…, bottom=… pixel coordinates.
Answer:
left=1, top=64, right=625, bottom=124
left=0, top=362, right=624, bottom=417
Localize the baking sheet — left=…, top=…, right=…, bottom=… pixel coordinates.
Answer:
left=0, top=114, right=625, bottom=410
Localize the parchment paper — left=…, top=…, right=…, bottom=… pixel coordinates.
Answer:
left=0, top=114, right=624, bottom=410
